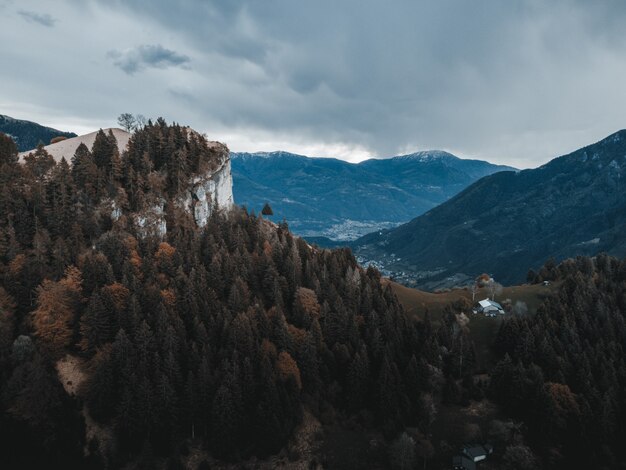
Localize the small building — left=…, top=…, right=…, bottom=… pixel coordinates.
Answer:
left=452, top=455, right=476, bottom=470
left=462, top=444, right=494, bottom=462
left=476, top=299, right=505, bottom=316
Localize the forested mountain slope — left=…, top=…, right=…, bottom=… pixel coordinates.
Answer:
left=490, top=254, right=626, bottom=468
left=355, top=130, right=626, bottom=286
left=3, top=120, right=624, bottom=469
left=0, top=123, right=441, bottom=468
left=0, top=114, right=76, bottom=151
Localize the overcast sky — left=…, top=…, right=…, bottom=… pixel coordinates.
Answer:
left=1, top=0, right=625, bottom=168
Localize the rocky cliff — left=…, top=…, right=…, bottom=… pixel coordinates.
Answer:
left=183, top=144, right=234, bottom=227
left=122, top=140, right=235, bottom=235
left=18, top=125, right=235, bottom=235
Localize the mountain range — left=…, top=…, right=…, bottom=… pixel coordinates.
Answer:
left=231, top=150, right=513, bottom=239
left=354, top=130, right=626, bottom=287
left=0, top=114, right=76, bottom=151
left=6, top=115, right=623, bottom=290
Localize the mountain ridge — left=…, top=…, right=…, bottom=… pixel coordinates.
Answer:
left=231, top=149, right=514, bottom=240
left=0, top=114, right=77, bottom=151
left=354, top=129, right=626, bottom=287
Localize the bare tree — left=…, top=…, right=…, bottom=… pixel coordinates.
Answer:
left=135, top=114, right=147, bottom=129
left=488, top=278, right=503, bottom=300
left=117, top=113, right=136, bottom=132
left=513, top=300, right=528, bottom=316
left=470, top=282, right=478, bottom=302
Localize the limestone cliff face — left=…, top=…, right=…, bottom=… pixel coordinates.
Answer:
left=182, top=144, right=234, bottom=227
left=112, top=141, right=234, bottom=236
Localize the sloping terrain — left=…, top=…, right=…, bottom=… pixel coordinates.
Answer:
left=0, top=114, right=76, bottom=151
left=19, top=128, right=131, bottom=162
left=232, top=150, right=513, bottom=239
left=355, top=130, right=626, bottom=286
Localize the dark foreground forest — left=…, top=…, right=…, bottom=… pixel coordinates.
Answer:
left=0, top=122, right=624, bottom=469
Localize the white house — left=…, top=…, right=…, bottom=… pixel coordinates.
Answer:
left=476, top=299, right=505, bottom=316
left=462, top=444, right=494, bottom=462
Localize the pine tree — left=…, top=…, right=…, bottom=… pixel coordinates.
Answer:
left=0, top=132, right=18, bottom=166
left=261, top=202, right=273, bottom=216
left=80, top=292, right=113, bottom=354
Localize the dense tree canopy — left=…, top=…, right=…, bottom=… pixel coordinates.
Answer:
left=1, top=122, right=623, bottom=469
left=492, top=255, right=626, bottom=468
left=0, top=123, right=439, bottom=468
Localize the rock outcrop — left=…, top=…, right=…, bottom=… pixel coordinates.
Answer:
left=21, top=127, right=235, bottom=234
left=182, top=142, right=234, bottom=227
left=120, top=140, right=235, bottom=235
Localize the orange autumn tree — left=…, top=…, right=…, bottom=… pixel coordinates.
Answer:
left=276, top=351, right=302, bottom=390
left=293, top=287, right=320, bottom=322
left=156, top=241, right=177, bottom=278
left=32, top=266, right=83, bottom=358
left=101, top=282, right=130, bottom=313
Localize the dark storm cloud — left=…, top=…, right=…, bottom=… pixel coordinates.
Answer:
left=18, top=9, right=57, bottom=27
left=4, top=0, right=626, bottom=166
left=107, top=45, right=191, bottom=74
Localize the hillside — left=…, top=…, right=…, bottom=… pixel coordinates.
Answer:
left=232, top=150, right=513, bottom=239
left=19, top=128, right=131, bottom=162
left=355, top=130, right=626, bottom=287
left=0, top=114, right=76, bottom=151
left=0, top=120, right=441, bottom=469
left=2, top=121, right=625, bottom=469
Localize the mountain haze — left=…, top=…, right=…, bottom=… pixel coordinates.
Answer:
left=232, top=150, right=513, bottom=239
left=355, top=130, right=626, bottom=287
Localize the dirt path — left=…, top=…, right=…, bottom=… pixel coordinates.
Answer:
left=56, top=354, right=87, bottom=396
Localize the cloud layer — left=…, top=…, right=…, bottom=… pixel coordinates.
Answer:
left=2, top=0, right=626, bottom=167
left=107, top=45, right=190, bottom=74
left=18, top=9, right=57, bottom=27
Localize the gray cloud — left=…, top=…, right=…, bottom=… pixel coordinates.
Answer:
left=107, top=45, right=191, bottom=74
left=18, top=9, right=56, bottom=27
left=3, top=0, right=626, bottom=167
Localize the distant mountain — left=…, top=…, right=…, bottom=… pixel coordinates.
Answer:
left=231, top=150, right=513, bottom=240
left=0, top=114, right=77, bottom=152
left=354, top=130, right=626, bottom=287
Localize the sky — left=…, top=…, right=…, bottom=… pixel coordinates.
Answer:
left=1, top=0, right=626, bottom=168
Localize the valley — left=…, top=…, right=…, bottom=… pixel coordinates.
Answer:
left=232, top=150, right=513, bottom=240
